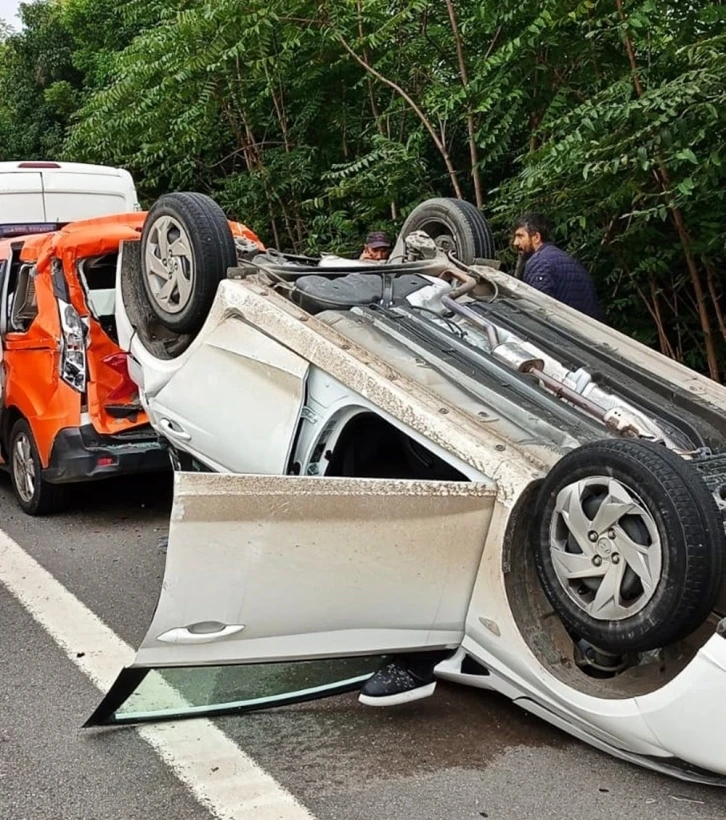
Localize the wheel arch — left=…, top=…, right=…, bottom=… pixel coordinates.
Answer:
left=1, top=405, right=25, bottom=461
left=502, top=468, right=718, bottom=699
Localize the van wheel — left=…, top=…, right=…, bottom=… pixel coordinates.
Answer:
left=141, top=192, right=236, bottom=335
left=9, top=419, right=68, bottom=516
left=533, top=439, right=725, bottom=653
left=396, top=198, right=496, bottom=264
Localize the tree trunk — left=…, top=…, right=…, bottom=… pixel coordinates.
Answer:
left=667, top=204, right=719, bottom=379
left=612, top=245, right=675, bottom=358
left=647, top=274, right=676, bottom=359
left=444, top=0, right=482, bottom=207
left=704, top=257, right=726, bottom=344
left=355, top=0, right=398, bottom=221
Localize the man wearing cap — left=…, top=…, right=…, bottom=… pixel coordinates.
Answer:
left=360, top=231, right=392, bottom=261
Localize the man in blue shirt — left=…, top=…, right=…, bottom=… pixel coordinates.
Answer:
left=512, top=213, right=603, bottom=320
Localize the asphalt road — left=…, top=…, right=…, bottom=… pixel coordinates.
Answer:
left=2, top=472, right=726, bottom=820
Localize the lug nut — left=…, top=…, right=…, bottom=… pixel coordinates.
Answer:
left=588, top=531, right=598, bottom=542
left=593, top=555, right=603, bottom=566
left=608, top=529, right=616, bottom=539
left=612, top=554, right=620, bottom=564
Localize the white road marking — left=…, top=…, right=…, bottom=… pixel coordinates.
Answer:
left=0, top=528, right=314, bottom=820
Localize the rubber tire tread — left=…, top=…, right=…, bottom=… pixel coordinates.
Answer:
left=140, top=192, right=236, bottom=335
left=9, top=419, right=68, bottom=516
left=451, top=199, right=496, bottom=260
left=533, top=439, right=725, bottom=653
left=398, top=198, right=495, bottom=264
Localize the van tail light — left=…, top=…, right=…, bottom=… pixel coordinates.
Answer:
left=18, top=161, right=61, bottom=168
left=58, top=299, right=87, bottom=392
left=103, top=352, right=138, bottom=402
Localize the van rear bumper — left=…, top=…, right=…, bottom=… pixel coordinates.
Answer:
left=43, top=424, right=170, bottom=483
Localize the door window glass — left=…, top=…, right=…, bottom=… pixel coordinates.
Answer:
left=88, top=656, right=390, bottom=725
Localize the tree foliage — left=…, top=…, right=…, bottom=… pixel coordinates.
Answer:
left=1, top=0, right=725, bottom=377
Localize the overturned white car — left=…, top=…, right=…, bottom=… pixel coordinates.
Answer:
left=93, top=192, right=726, bottom=785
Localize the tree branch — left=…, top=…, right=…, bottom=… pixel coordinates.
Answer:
left=333, top=30, right=463, bottom=198
left=444, top=0, right=482, bottom=206
left=615, top=0, right=644, bottom=96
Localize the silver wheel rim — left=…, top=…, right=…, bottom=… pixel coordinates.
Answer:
left=13, top=433, right=36, bottom=504
left=145, top=215, right=195, bottom=314
left=549, top=476, right=662, bottom=621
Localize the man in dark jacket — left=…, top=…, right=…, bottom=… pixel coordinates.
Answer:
left=512, top=213, right=603, bottom=320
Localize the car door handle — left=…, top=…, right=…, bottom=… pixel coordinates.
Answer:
left=158, top=418, right=192, bottom=441
left=155, top=624, right=246, bottom=645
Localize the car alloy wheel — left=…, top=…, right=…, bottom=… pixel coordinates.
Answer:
left=533, top=439, right=725, bottom=652
left=12, top=430, right=36, bottom=504
left=139, top=192, right=237, bottom=336
left=549, top=476, right=662, bottom=622
left=8, top=419, right=68, bottom=516
left=144, top=215, right=196, bottom=315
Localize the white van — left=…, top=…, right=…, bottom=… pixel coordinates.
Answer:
left=0, top=161, right=140, bottom=238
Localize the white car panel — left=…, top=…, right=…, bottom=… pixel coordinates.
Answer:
left=181, top=281, right=544, bottom=489
left=0, top=161, right=139, bottom=225
left=147, top=321, right=309, bottom=474
left=636, top=634, right=726, bottom=773
left=113, top=247, right=136, bottom=354
left=132, top=471, right=496, bottom=668
left=0, top=171, right=45, bottom=222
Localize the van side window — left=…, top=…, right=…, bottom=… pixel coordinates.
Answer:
left=77, top=254, right=119, bottom=342
left=2, top=244, right=27, bottom=333
left=10, top=263, right=39, bottom=332
left=0, top=259, right=6, bottom=328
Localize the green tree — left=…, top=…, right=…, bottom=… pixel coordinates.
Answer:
left=0, top=0, right=81, bottom=159
left=494, top=2, right=726, bottom=378
left=4, top=0, right=725, bottom=377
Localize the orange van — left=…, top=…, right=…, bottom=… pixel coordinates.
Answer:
left=0, top=213, right=169, bottom=514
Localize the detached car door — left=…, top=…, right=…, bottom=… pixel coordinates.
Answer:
left=89, top=471, right=495, bottom=725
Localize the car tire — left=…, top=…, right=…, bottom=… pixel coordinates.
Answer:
left=396, top=198, right=496, bottom=264
left=9, top=419, right=68, bottom=516
left=140, top=192, right=236, bottom=335
left=533, top=439, right=725, bottom=653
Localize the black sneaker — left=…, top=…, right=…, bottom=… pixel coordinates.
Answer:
left=358, top=659, right=437, bottom=707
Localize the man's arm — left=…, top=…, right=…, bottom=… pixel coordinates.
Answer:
left=523, top=254, right=556, bottom=295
